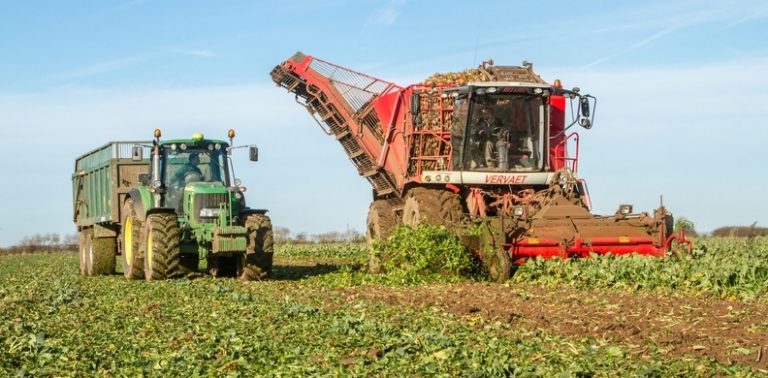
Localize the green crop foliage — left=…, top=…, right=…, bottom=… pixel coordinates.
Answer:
left=512, top=237, right=768, bottom=301
left=0, top=252, right=757, bottom=377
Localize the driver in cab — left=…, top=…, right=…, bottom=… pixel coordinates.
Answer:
left=174, top=152, right=204, bottom=185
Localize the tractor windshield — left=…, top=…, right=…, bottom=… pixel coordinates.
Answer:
left=452, top=92, right=546, bottom=172
left=162, top=146, right=229, bottom=187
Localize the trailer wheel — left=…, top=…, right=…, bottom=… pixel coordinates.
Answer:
left=120, top=199, right=144, bottom=279
left=78, top=229, right=92, bottom=276
left=240, top=214, right=274, bottom=280
left=143, top=213, right=181, bottom=281
left=366, top=200, right=398, bottom=274
left=88, top=237, right=116, bottom=275
left=487, top=249, right=511, bottom=283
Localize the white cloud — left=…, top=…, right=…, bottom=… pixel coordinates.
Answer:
left=365, top=0, right=406, bottom=27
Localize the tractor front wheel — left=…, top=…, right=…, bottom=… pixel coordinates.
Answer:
left=240, top=214, right=274, bottom=280
left=143, top=213, right=181, bottom=281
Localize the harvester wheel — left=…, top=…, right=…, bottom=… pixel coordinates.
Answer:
left=88, top=237, right=116, bottom=275
left=78, top=229, right=92, bottom=276
left=142, top=213, right=181, bottom=281
left=366, top=200, right=398, bottom=274
left=402, top=188, right=443, bottom=226
left=240, top=214, right=274, bottom=280
left=120, top=199, right=144, bottom=279
left=487, top=249, right=511, bottom=283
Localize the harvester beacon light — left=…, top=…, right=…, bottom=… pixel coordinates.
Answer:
left=619, top=204, right=633, bottom=215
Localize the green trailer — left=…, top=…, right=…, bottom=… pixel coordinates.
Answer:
left=72, top=131, right=273, bottom=280
left=72, top=141, right=151, bottom=276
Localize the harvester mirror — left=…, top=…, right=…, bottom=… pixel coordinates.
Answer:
left=410, top=93, right=421, bottom=115
left=132, top=146, right=143, bottom=161
left=580, top=97, right=590, bottom=117
left=579, top=118, right=592, bottom=129
left=249, top=146, right=259, bottom=162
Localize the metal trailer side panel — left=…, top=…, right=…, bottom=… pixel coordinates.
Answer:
left=72, top=142, right=150, bottom=229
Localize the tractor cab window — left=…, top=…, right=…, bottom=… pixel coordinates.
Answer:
left=457, top=93, right=545, bottom=172
left=162, top=148, right=228, bottom=187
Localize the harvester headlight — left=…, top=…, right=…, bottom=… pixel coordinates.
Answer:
left=444, top=175, right=450, bottom=182
left=513, top=206, right=525, bottom=217
left=234, top=178, right=242, bottom=186
left=199, top=208, right=221, bottom=218
left=435, top=174, right=442, bottom=182
left=424, top=175, right=432, bottom=182
left=151, top=180, right=162, bottom=189
left=619, top=204, right=633, bottom=215
left=486, top=87, right=497, bottom=93
left=533, top=88, right=543, bottom=94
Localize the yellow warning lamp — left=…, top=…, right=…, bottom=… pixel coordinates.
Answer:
left=228, top=129, right=236, bottom=144
left=154, top=129, right=162, bottom=138
left=192, top=132, right=204, bottom=141
left=553, top=79, right=563, bottom=89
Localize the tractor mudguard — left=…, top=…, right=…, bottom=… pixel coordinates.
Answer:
left=128, top=188, right=175, bottom=221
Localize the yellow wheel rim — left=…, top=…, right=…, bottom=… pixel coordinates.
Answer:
left=146, top=228, right=154, bottom=273
left=124, top=217, right=133, bottom=264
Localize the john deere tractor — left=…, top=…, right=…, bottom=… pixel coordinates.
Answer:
left=72, top=129, right=273, bottom=281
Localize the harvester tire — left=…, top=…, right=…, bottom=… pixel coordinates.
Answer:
left=403, top=188, right=463, bottom=228
left=78, top=229, right=92, bottom=276
left=120, top=199, right=144, bottom=280
left=142, top=213, right=181, bottom=281
left=487, top=249, right=511, bottom=283
left=88, top=237, right=116, bottom=275
left=366, top=200, right=398, bottom=274
left=240, top=214, right=274, bottom=280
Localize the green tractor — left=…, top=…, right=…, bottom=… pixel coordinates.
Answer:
left=73, top=129, right=273, bottom=281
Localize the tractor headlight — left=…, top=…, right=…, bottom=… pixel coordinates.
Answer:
left=234, top=178, right=242, bottom=186
left=199, top=208, right=221, bottom=218
left=619, top=204, right=633, bottom=215
left=151, top=180, right=162, bottom=189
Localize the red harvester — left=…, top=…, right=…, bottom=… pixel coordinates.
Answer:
left=271, top=52, right=689, bottom=281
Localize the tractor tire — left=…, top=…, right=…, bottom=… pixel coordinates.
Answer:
left=88, top=237, right=116, bottom=275
left=240, top=214, right=274, bottom=281
left=402, top=188, right=463, bottom=228
left=487, top=249, right=511, bottom=283
left=78, top=229, right=92, bottom=276
left=142, top=213, right=181, bottom=281
left=366, top=200, right=398, bottom=274
left=120, top=199, right=144, bottom=280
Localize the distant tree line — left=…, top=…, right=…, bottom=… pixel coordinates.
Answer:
left=273, top=227, right=365, bottom=244
left=0, top=233, right=78, bottom=254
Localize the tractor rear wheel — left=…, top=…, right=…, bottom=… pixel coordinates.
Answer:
left=88, top=237, right=116, bottom=275
left=240, top=214, right=274, bottom=280
left=487, top=249, right=511, bottom=283
left=366, top=200, right=398, bottom=274
left=78, top=229, right=92, bottom=276
left=143, top=213, right=181, bottom=281
left=402, top=188, right=463, bottom=228
left=120, top=198, right=144, bottom=279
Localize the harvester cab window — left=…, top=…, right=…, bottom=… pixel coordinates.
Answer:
left=461, top=94, right=544, bottom=172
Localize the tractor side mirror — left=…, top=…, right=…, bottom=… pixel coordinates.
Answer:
left=249, top=146, right=259, bottom=162
left=132, top=146, right=143, bottom=161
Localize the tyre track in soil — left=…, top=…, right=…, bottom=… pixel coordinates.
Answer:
left=333, top=283, right=768, bottom=370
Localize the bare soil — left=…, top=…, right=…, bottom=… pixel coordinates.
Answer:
left=333, top=283, right=768, bottom=370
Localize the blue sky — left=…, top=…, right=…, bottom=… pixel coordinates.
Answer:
left=1, top=0, right=767, bottom=246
